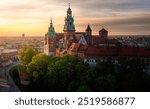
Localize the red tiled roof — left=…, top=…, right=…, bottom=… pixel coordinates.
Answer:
left=119, top=47, right=138, bottom=56
left=80, top=46, right=150, bottom=58
left=85, top=46, right=117, bottom=57
left=138, top=47, right=150, bottom=57
left=78, top=44, right=88, bottom=53
left=68, top=43, right=80, bottom=52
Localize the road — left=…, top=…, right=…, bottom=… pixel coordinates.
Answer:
left=0, top=62, right=20, bottom=92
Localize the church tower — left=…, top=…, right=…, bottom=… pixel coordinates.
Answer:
left=99, top=28, right=108, bottom=38
left=44, top=18, right=56, bottom=56
left=85, top=24, right=93, bottom=45
left=63, top=3, right=76, bottom=49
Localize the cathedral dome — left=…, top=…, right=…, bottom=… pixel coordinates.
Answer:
left=46, top=18, right=56, bottom=38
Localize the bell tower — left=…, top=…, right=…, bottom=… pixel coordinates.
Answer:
left=44, top=18, right=56, bottom=56
left=85, top=24, right=92, bottom=45
left=63, top=3, right=76, bottom=49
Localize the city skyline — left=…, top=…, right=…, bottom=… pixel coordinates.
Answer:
left=0, top=0, right=150, bottom=36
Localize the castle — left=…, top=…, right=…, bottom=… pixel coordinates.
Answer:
left=44, top=3, right=109, bottom=56
left=44, top=4, right=150, bottom=71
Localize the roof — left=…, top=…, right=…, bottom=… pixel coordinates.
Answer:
left=99, top=28, right=108, bottom=32
left=68, top=40, right=150, bottom=58
left=68, top=43, right=80, bottom=52
left=2, top=49, right=18, bottom=53
left=78, top=44, right=89, bottom=53
left=85, top=46, right=117, bottom=57
left=77, top=46, right=150, bottom=58
left=86, top=25, right=92, bottom=31
left=78, top=36, right=87, bottom=45
left=46, top=19, right=56, bottom=38
left=1, top=49, right=18, bottom=57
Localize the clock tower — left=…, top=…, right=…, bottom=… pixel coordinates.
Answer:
left=63, top=3, right=76, bottom=49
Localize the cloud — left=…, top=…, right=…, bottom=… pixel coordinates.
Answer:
left=74, top=14, right=150, bottom=35
left=0, top=0, right=150, bottom=35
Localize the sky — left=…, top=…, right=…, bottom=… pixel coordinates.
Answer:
left=0, top=0, right=150, bottom=36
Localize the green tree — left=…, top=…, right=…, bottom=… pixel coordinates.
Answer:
left=95, top=74, right=116, bottom=91
left=27, top=53, right=59, bottom=90
left=96, top=61, right=116, bottom=75
left=47, top=55, right=79, bottom=91
left=9, top=65, right=20, bottom=85
left=19, top=46, right=38, bottom=65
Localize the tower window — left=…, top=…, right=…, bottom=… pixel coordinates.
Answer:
left=70, top=22, right=72, bottom=26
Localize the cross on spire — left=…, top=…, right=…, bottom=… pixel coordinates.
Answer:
left=68, top=0, right=70, bottom=8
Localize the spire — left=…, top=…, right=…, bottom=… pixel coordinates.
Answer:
left=47, top=17, right=56, bottom=37
left=68, top=0, right=71, bottom=8
left=69, top=2, right=70, bottom=8
left=64, top=3, right=75, bottom=32
left=86, top=24, right=92, bottom=31
left=50, top=17, right=53, bottom=27
left=67, top=3, right=72, bottom=16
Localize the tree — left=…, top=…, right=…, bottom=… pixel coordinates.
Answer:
left=19, top=46, right=38, bottom=65
left=118, top=59, right=145, bottom=91
left=96, top=61, right=115, bottom=75
left=95, top=74, right=116, bottom=91
left=27, top=53, right=59, bottom=90
left=23, top=54, right=119, bottom=92
left=47, top=55, right=78, bottom=91
left=9, top=65, right=20, bottom=85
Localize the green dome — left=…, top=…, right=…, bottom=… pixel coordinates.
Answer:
left=46, top=19, right=56, bottom=38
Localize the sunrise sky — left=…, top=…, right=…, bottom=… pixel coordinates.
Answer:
left=0, top=0, right=150, bottom=36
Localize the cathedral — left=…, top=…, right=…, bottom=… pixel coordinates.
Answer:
left=44, top=3, right=108, bottom=56
left=43, top=3, right=150, bottom=69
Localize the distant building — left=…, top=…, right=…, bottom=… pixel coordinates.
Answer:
left=0, top=49, right=18, bottom=66
left=22, top=33, right=25, bottom=38
left=1, top=49, right=18, bottom=59
left=0, top=47, right=4, bottom=55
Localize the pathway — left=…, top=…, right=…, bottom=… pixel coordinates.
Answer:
left=0, top=62, right=20, bottom=92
